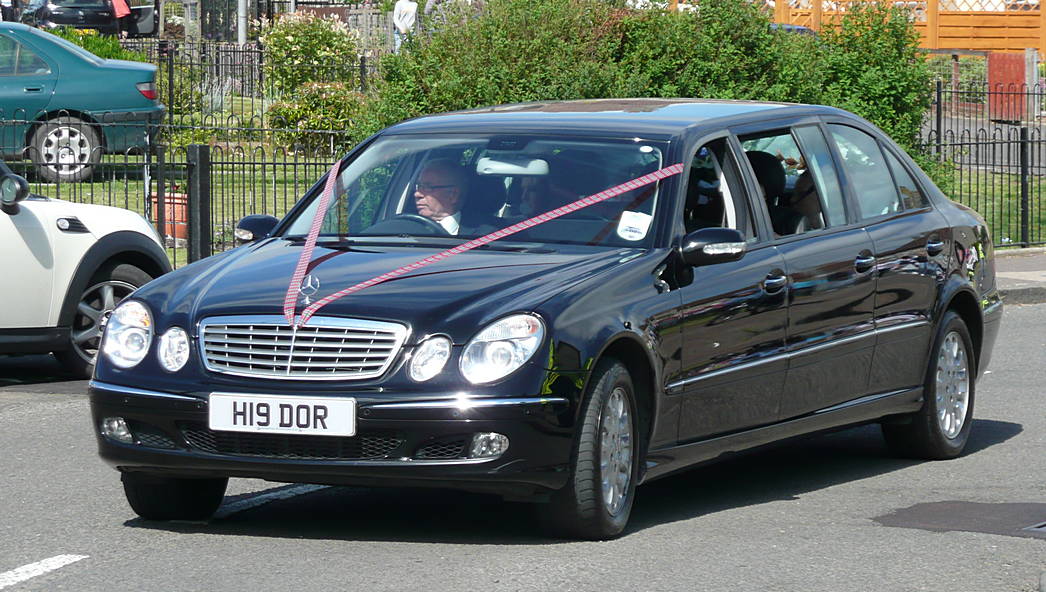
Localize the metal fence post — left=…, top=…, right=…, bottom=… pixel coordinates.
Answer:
left=941, top=81, right=949, bottom=161
left=1020, top=126, right=1031, bottom=247
left=187, top=144, right=212, bottom=262
left=359, top=53, right=367, bottom=92
left=155, top=144, right=167, bottom=245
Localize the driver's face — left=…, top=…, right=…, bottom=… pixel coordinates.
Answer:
left=414, top=167, right=461, bottom=221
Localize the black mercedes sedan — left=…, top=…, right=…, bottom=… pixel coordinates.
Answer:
left=89, top=99, right=1002, bottom=539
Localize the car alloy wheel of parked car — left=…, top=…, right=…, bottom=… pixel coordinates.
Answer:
left=54, top=262, right=153, bottom=377
left=30, top=116, right=102, bottom=184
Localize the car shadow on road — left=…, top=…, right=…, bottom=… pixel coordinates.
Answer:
left=123, top=419, right=1022, bottom=544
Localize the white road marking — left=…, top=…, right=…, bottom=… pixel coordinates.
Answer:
left=0, top=555, right=88, bottom=590
left=214, top=484, right=328, bottom=519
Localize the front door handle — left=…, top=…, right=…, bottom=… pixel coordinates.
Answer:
left=23, top=86, right=42, bottom=93
left=926, top=240, right=945, bottom=256
left=763, top=274, right=787, bottom=294
left=854, top=255, right=876, bottom=273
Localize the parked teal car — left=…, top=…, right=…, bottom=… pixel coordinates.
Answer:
left=0, top=22, right=164, bottom=183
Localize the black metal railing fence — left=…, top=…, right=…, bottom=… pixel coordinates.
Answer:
left=923, top=81, right=1045, bottom=248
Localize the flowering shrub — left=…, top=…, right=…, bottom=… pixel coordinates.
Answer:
left=259, top=12, right=360, bottom=97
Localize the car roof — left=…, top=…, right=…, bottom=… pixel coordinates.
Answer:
left=385, top=98, right=850, bottom=139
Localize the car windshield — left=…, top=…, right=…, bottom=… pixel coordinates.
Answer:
left=282, top=134, right=670, bottom=249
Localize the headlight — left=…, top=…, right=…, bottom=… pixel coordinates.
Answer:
left=101, top=301, right=153, bottom=369
left=157, top=326, right=190, bottom=372
left=408, top=335, right=451, bottom=382
left=460, top=314, right=544, bottom=384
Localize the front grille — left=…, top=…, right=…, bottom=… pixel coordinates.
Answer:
left=199, top=315, right=408, bottom=381
left=179, top=422, right=404, bottom=460
left=415, top=439, right=467, bottom=459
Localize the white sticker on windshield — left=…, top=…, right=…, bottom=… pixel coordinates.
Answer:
left=617, top=211, right=652, bottom=241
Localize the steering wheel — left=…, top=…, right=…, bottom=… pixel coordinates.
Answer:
left=388, top=213, right=451, bottom=235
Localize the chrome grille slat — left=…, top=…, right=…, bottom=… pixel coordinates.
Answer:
left=203, top=345, right=392, bottom=358
left=199, top=315, right=409, bottom=381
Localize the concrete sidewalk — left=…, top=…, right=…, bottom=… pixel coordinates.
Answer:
left=996, top=247, right=1046, bottom=305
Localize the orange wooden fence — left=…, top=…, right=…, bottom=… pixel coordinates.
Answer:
left=769, top=0, right=1046, bottom=54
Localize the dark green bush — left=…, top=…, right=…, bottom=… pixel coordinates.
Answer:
left=819, top=2, right=932, bottom=151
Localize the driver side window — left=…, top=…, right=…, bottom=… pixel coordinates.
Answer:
left=683, top=139, right=757, bottom=241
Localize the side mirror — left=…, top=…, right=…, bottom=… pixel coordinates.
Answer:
left=681, top=227, right=747, bottom=266
left=235, top=214, right=279, bottom=244
left=0, top=173, right=29, bottom=215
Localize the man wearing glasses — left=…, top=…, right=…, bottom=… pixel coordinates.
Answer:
left=414, top=159, right=469, bottom=234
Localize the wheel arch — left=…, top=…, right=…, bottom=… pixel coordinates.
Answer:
left=57, top=231, right=171, bottom=328
left=936, top=281, right=983, bottom=373
left=591, top=333, right=660, bottom=469
left=25, top=110, right=107, bottom=155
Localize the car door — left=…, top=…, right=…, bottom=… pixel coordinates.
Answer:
left=0, top=32, right=56, bottom=157
left=672, top=136, right=789, bottom=442
left=739, top=124, right=877, bottom=419
left=0, top=202, right=56, bottom=328
left=825, top=122, right=950, bottom=394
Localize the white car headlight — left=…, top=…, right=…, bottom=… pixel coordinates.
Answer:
left=408, top=335, right=451, bottom=382
left=460, top=314, right=545, bottom=384
left=101, top=301, right=153, bottom=369
left=157, top=326, right=190, bottom=372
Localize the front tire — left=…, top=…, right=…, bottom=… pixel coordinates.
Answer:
left=122, top=473, right=228, bottom=521
left=29, top=117, right=102, bottom=184
left=54, top=262, right=153, bottom=378
left=882, top=310, right=976, bottom=459
left=541, top=358, right=639, bottom=540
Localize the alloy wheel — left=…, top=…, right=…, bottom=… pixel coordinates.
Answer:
left=599, top=386, right=633, bottom=515
left=70, top=279, right=137, bottom=364
left=935, top=331, right=970, bottom=439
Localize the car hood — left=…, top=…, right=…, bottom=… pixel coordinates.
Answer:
left=143, top=239, right=638, bottom=343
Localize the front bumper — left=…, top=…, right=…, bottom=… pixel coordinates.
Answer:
left=89, top=381, right=575, bottom=499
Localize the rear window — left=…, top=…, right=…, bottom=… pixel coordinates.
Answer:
left=26, top=28, right=102, bottom=65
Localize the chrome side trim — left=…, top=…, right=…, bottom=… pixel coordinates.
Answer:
left=788, top=330, right=872, bottom=358
left=814, top=388, right=912, bottom=415
left=368, top=397, right=569, bottom=410
left=89, top=380, right=200, bottom=402
left=667, top=329, right=878, bottom=392
left=874, top=320, right=930, bottom=336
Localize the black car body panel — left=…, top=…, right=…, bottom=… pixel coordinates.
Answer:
left=90, top=99, right=1001, bottom=508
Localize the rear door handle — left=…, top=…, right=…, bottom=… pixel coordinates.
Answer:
left=763, top=274, right=787, bottom=294
left=926, top=240, right=945, bottom=256
left=854, top=255, right=876, bottom=273
left=23, top=86, right=43, bottom=93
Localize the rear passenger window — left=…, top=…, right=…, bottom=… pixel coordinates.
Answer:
left=829, top=125, right=901, bottom=219
left=884, top=149, right=929, bottom=210
left=740, top=128, right=846, bottom=236
left=16, top=45, right=49, bottom=75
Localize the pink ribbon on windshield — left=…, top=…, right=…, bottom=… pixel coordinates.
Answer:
left=283, top=159, right=341, bottom=326
left=285, top=162, right=684, bottom=328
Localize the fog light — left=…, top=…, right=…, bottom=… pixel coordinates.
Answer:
left=468, top=432, right=509, bottom=459
left=102, top=416, right=133, bottom=443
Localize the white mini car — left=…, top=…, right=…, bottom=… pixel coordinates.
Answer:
left=0, top=162, right=170, bottom=377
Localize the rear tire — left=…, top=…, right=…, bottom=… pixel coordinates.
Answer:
left=540, top=358, right=639, bottom=540
left=122, top=473, right=228, bottom=521
left=54, top=262, right=153, bottom=378
left=882, top=310, right=976, bottom=460
left=29, top=117, right=101, bottom=184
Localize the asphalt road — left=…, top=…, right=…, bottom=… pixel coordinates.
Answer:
left=1, top=305, right=1044, bottom=592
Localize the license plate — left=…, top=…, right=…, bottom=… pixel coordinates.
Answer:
left=208, top=392, right=356, bottom=437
